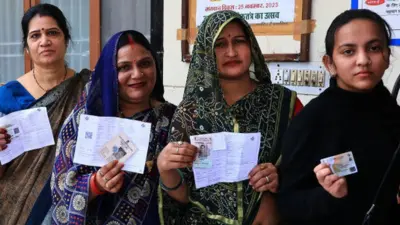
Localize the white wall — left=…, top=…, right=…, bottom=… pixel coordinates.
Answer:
left=163, top=0, right=400, bottom=105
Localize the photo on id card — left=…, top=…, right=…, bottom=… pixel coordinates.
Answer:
left=193, top=136, right=212, bottom=168
left=99, top=132, right=137, bottom=163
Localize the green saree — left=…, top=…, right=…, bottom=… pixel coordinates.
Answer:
left=159, top=10, right=297, bottom=225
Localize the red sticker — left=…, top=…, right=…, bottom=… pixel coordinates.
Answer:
left=365, top=0, right=385, bottom=6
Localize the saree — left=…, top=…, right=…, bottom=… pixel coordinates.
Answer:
left=0, top=70, right=91, bottom=225
left=159, top=10, right=297, bottom=225
left=51, top=30, right=176, bottom=225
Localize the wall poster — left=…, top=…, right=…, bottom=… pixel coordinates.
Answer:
left=352, top=0, right=400, bottom=45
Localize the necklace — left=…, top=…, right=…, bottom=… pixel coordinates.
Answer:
left=33, top=66, right=67, bottom=92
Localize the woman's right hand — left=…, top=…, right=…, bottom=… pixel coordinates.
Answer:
left=157, top=141, right=198, bottom=172
left=314, top=163, right=348, bottom=198
left=0, top=128, right=11, bottom=151
left=95, top=160, right=125, bottom=193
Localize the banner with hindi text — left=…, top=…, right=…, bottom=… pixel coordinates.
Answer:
left=196, top=0, right=296, bottom=27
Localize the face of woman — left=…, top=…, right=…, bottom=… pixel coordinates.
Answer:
left=324, top=19, right=389, bottom=92
left=26, top=15, right=67, bottom=66
left=117, top=43, right=157, bottom=105
left=214, top=21, right=252, bottom=80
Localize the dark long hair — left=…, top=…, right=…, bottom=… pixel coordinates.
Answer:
left=325, top=9, right=392, bottom=58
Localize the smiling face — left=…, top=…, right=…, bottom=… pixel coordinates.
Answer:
left=214, top=21, right=252, bottom=80
left=323, top=19, right=390, bottom=92
left=26, top=15, right=67, bottom=66
left=117, top=43, right=157, bottom=105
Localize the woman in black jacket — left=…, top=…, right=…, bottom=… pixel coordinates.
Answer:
left=277, top=9, right=400, bottom=225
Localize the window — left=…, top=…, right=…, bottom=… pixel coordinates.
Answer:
left=0, top=0, right=24, bottom=83
left=42, top=0, right=90, bottom=72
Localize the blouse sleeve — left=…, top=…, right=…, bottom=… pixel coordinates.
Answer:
left=293, top=97, right=303, bottom=117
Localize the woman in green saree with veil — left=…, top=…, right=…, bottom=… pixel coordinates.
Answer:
left=158, top=10, right=302, bottom=225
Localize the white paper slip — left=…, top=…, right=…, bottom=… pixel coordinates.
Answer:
left=190, top=132, right=261, bottom=189
left=320, top=151, right=358, bottom=177
left=0, top=107, right=55, bottom=164
left=99, top=132, right=137, bottom=163
left=74, top=114, right=151, bottom=174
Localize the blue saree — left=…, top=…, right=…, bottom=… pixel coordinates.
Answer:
left=51, top=30, right=176, bottom=225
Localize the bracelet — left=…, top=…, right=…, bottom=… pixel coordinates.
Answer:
left=90, top=172, right=106, bottom=195
left=160, top=169, right=184, bottom=191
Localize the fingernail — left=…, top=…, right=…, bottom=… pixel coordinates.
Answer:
left=2, top=145, right=7, bottom=150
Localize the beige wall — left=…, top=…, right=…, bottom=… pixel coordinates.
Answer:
left=163, top=0, right=400, bottom=105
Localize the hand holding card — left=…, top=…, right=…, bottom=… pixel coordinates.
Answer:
left=314, top=163, right=348, bottom=198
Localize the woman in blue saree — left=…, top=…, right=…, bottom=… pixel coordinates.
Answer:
left=51, top=30, right=176, bottom=225
left=0, top=4, right=90, bottom=225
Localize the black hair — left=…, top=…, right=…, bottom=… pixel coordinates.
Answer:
left=21, top=3, right=71, bottom=49
left=117, top=31, right=165, bottom=102
left=325, top=9, right=392, bottom=58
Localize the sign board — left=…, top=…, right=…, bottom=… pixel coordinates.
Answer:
left=352, top=0, right=400, bottom=45
left=178, top=0, right=314, bottom=62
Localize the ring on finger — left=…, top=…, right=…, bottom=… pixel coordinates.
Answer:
left=104, top=177, right=110, bottom=182
left=98, top=170, right=104, bottom=177
left=176, top=147, right=179, bottom=154
left=265, top=175, right=270, bottom=184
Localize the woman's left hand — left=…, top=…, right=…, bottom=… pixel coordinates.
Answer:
left=248, top=163, right=278, bottom=193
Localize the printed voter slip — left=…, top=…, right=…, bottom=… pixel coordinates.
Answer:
left=99, top=132, right=137, bottom=163
left=192, top=136, right=213, bottom=168
left=320, top=151, right=358, bottom=177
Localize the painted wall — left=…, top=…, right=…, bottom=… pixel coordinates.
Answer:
left=163, top=0, right=400, bottom=105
